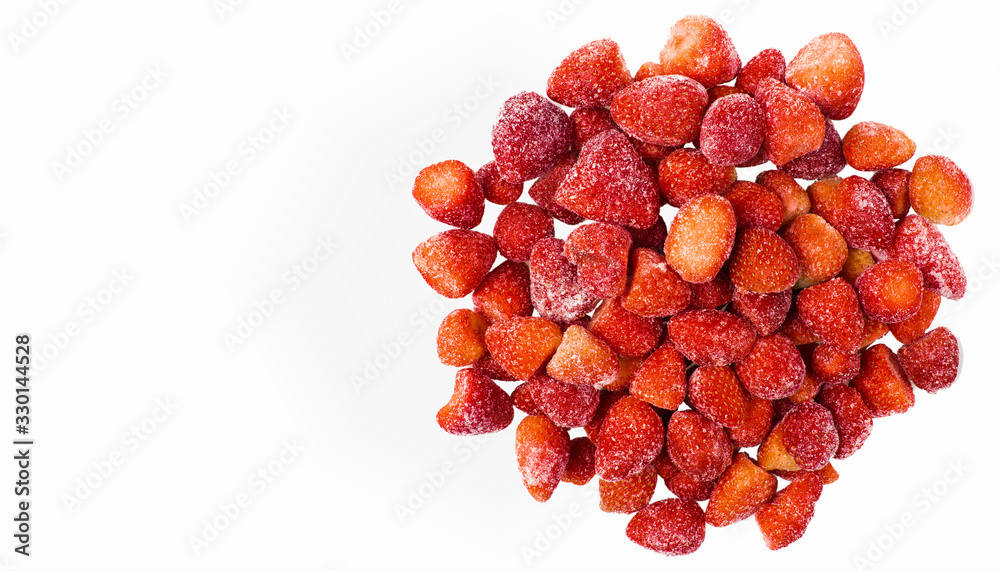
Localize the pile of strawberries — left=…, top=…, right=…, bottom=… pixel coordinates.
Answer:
left=411, top=15, right=970, bottom=556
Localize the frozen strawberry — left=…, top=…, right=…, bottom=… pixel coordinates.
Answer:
left=610, top=75, right=708, bottom=146
left=412, top=160, right=486, bottom=228
left=755, top=472, right=823, bottom=550
left=562, top=437, right=597, bottom=485
left=688, top=269, right=735, bottom=309
left=630, top=342, right=687, bottom=410
left=728, top=395, right=774, bottom=448
left=699, top=94, right=766, bottom=166
left=530, top=238, right=599, bottom=324
left=634, top=61, right=663, bottom=81
left=528, top=154, right=584, bottom=225
left=600, top=464, right=658, bottom=513
left=689, top=365, right=751, bottom=428
left=730, top=288, right=791, bottom=336
left=755, top=78, right=825, bottom=166
left=584, top=389, right=629, bottom=442
left=492, top=91, right=572, bottom=183
left=871, top=168, right=911, bottom=219
left=810, top=343, right=860, bottom=385
left=724, top=181, right=783, bottom=231
left=788, top=370, right=823, bottom=404
left=437, top=369, right=514, bottom=435
left=657, top=148, right=738, bottom=208
left=706, top=452, right=778, bottom=527
left=555, top=130, right=660, bottom=228
left=547, top=38, right=632, bottom=108
left=729, top=228, right=800, bottom=294
left=898, top=327, right=960, bottom=393
left=653, top=448, right=680, bottom=481
left=511, top=382, right=544, bottom=415
left=757, top=421, right=799, bottom=472
left=909, top=155, right=974, bottom=226
left=515, top=415, right=571, bottom=501
left=595, top=396, right=664, bottom=481
left=413, top=230, right=497, bottom=298
left=855, top=259, right=924, bottom=323
left=569, top=107, right=618, bottom=153
left=494, top=202, right=555, bottom=263
left=564, top=222, right=632, bottom=299
left=476, top=160, right=523, bottom=205
left=737, top=48, right=785, bottom=96
left=485, top=316, right=563, bottom=380
left=627, top=499, right=706, bottom=556
left=890, top=215, right=966, bottom=300
left=842, top=122, right=916, bottom=171
left=526, top=374, right=599, bottom=428
left=588, top=298, right=662, bottom=358
left=780, top=402, right=839, bottom=471
left=626, top=216, right=668, bottom=252
left=756, top=170, right=811, bottom=228
left=666, top=471, right=717, bottom=502
left=659, top=15, right=741, bottom=87
left=817, top=176, right=894, bottom=256
left=622, top=248, right=692, bottom=317
left=850, top=344, right=915, bottom=417
left=669, top=309, right=757, bottom=366
left=889, top=290, right=941, bottom=344
left=783, top=213, right=847, bottom=289
left=796, top=278, right=864, bottom=352
left=667, top=410, right=733, bottom=482
left=664, top=195, right=737, bottom=283
left=785, top=32, right=864, bottom=120
left=781, top=304, right=821, bottom=346
left=437, top=309, right=489, bottom=367
left=839, top=248, right=877, bottom=286
left=780, top=119, right=847, bottom=181
left=546, top=325, right=619, bottom=388
left=816, top=384, right=873, bottom=459
left=735, top=333, right=805, bottom=399
left=472, top=261, right=533, bottom=323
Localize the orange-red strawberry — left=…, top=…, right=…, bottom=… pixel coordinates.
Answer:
left=666, top=471, right=718, bottom=501
left=436, top=368, right=514, bottom=435
left=472, top=261, right=532, bottom=323
left=909, top=155, right=973, bottom=226
left=413, top=230, right=497, bottom=299
left=755, top=472, right=824, bottom=550
left=546, top=325, right=619, bottom=388
left=547, top=38, right=633, bottom=108
left=565, top=222, right=632, bottom=299
left=436, top=309, right=489, bottom=367
left=595, top=396, right=664, bottom=481
left=850, top=344, right=914, bottom=417
left=611, top=75, right=708, bottom=147
left=706, top=452, right=778, bottom=527
left=855, top=259, right=924, bottom=323
left=588, top=297, right=663, bottom=358
left=731, top=287, right=793, bottom=336
left=785, top=32, right=864, bottom=120
left=630, top=342, right=688, bottom=410
left=659, top=15, right=741, bottom=87
left=412, top=160, right=486, bottom=228
left=783, top=213, right=848, bottom=289
left=842, top=122, right=916, bottom=171
left=584, top=389, right=629, bottom=442
left=621, top=248, right=692, bottom=317
left=515, top=415, right=571, bottom=501
left=485, top=316, right=563, bottom=380
left=665, top=195, right=737, bottom=283
left=724, top=181, right=783, bottom=231
left=600, top=464, right=658, bottom=513
left=755, top=78, right=825, bottom=166
left=657, top=148, right=737, bottom=208
left=757, top=169, right=810, bottom=228
left=809, top=343, right=860, bottom=385
left=729, top=227, right=800, bottom=294
left=689, top=365, right=751, bottom=429
left=736, top=48, right=785, bottom=96
left=888, top=289, right=941, bottom=344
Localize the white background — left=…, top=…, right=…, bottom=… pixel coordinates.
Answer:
left=0, top=0, right=997, bottom=569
